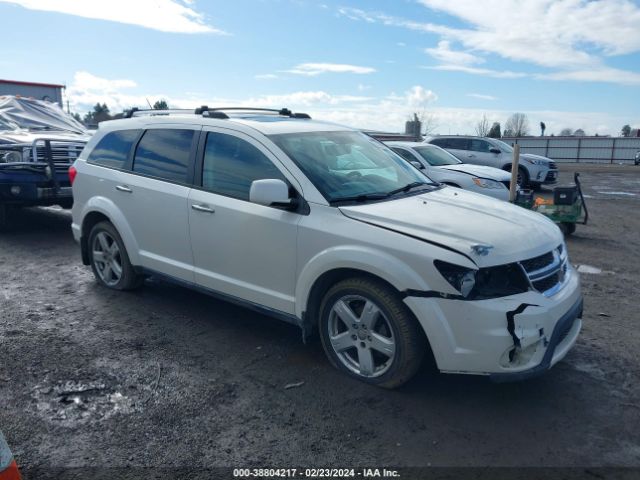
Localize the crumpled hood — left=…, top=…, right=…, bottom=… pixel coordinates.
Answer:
left=0, top=130, right=91, bottom=144
left=439, top=163, right=511, bottom=181
left=339, top=187, right=562, bottom=267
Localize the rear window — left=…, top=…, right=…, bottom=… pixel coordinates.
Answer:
left=87, top=129, right=139, bottom=169
left=132, top=129, right=194, bottom=183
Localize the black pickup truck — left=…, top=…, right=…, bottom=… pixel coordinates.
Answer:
left=0, top=96, right=89, bottom=228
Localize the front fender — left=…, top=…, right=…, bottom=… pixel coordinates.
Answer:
left=80, top=196, right=141, bottom=266
left=294, top=245, right=431, bottom=318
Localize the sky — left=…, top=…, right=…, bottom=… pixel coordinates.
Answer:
left=1, top=0, right=639, bottom=135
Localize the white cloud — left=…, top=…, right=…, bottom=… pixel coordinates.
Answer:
left=537, top=66, right=640, bottom=86
left=467, top=93, right=496, bottom=101
left=67, top=71, right=635, bottom=136
left=425, top=65, right=527, bottom=79
left=284, top=63, right=376, bottom=76
left=425, top=41, right=483, bottom=66
left=255, top=74, right=279, bottom=80
left=0, top=0, right=226, bottom=34
left=338, top=3, right=640, bottom=86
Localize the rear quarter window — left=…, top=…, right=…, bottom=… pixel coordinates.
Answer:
left=86, top=129, right=140, bottom=169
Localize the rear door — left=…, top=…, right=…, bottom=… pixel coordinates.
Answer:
left=431, top=138, right=471, bottom=163
left=188, top=128, right=302, bottom=314
left=468, top=138, right=501, bottom=167
left=115, top=125, right=198, bottom=282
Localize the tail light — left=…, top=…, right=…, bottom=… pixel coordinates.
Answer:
left=69, top=165, right=77, bottom=185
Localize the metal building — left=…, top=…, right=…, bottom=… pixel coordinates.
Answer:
left=0, top=79, right=64, bottom=106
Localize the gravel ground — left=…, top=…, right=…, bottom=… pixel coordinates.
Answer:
left=0, top=163, right=639, bottom=476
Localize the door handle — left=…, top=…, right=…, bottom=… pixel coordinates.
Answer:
left=467, top=154, right=476, bottom=158
left=191, top=204, right=215, bottom=214
left=115, top=185, right=132, bottom=193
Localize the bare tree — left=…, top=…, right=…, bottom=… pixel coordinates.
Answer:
left=475, top=114, right=490, bottom=137
left=504, top=113, right=530, bottom=137
left=560, top=128, right=573, bottom=136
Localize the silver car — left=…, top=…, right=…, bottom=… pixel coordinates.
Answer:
left=386, top=141, right=512, bottom=201
left=425, top=135, right=558, bottom=188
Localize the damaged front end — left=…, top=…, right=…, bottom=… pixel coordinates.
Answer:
left=402, top=243, right=583, bottom=379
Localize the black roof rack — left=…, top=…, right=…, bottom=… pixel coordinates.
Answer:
left=123, top=106, right=311, bottom=120
left=195, top=106, right=311, bottom=119
left=124, top=107, right=193, bottom=118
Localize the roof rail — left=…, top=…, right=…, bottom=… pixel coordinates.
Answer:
left=124, top=107, right=193, bottom=118
left=123, top=106, right=312, bottom=120
left=195, top=106, right=311, bottom=119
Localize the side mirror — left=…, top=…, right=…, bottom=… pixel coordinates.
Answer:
left=409, top=160, right=424, bottom=170
left=250, top=179, right=292, bottom=207
left=489, top=148, right=501, bottom=154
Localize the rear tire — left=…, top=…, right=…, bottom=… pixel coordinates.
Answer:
left=88, top=221, right=143, bottom=290
left=560, top=222, right=576, bottom=236
left=318, top=277, right=426, bottom=389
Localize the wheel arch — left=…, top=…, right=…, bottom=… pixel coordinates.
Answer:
left=79, top=197, right=140, bottom=266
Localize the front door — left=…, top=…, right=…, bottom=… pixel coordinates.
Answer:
left=188, top=129, right=302, bottom=315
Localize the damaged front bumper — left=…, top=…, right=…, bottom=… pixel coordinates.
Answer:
left=403, top=263, right=582, bottom=379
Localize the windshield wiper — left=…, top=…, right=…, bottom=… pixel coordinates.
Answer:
left=385, top=181, right=430, bottom=197
left=329, top=193, right=390, bottom=204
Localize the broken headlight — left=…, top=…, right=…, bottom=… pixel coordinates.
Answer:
left=434, top=260, right=476, bottom=297
left=435, top=260, right=530, bottom=300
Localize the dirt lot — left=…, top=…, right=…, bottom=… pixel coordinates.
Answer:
left=1, top=164, right=639, bottom=476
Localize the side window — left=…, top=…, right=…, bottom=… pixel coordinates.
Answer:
left=132, top=129, right=194, bottom=183
left=430, top=138, right=449, bottom=148
left=446, top=138, right=469, bottom=150
left=391, top=148, right=417, bottom=162
left=202, top=132, right=287, bottom=201
left=87, top=129, right=140, bottom=169
left=470, top=139, right=492, bottom=152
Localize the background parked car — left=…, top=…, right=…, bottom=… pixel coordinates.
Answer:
left=424, top=135, right=558, bottom=189
left=0, top=96, right=90, bottom=229
left=386, top=141, right=512, bottom=201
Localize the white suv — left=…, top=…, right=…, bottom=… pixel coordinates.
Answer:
left=425, top=136, right=558, bottom=188
left=70, top=107, right=582, bottom=388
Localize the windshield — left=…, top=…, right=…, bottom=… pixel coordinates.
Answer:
left=413, top=146, right=461, bottom=166
left=491, top=139, right=514, bottom=153
left=270, top=131, right=436, bottom=203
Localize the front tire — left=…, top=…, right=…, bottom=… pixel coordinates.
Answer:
left=319, top=277, right=426, bottom=388
left=88, top=221, right=142, bottom=290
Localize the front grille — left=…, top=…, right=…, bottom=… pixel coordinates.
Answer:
left=31, top=141, right=85, bottom=165
left=545, top=170, right=558, bottom=181
left=532, top=273, right=560, bottom=292
left=521, top=251, right=554, bottom=272
left=519, top=246, right=567, bottom=296
left=548, top=161, right=557, bottom=170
